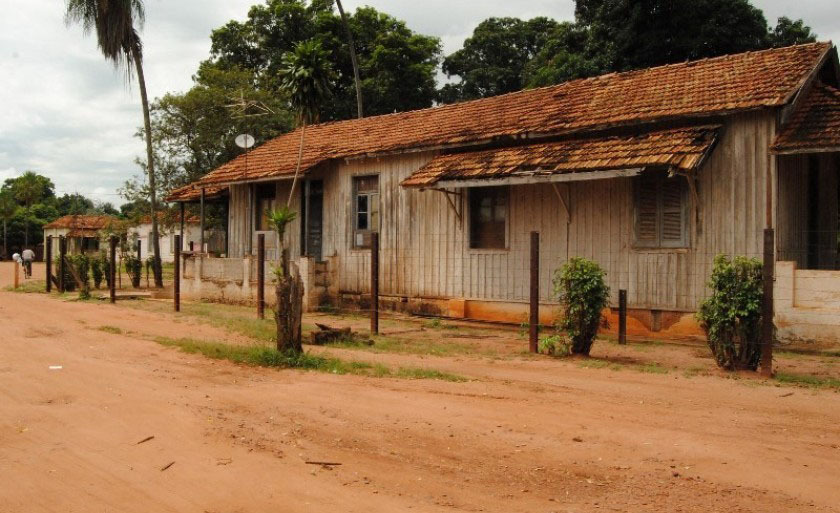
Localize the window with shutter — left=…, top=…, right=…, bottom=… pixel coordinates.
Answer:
left=633, top=171, right=688, bottom=248
left=353, top=175, right=380, bottom=248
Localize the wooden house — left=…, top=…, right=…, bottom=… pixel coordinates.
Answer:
left=169, top=42, right=840, bottom=342
left=43, top=215, right=115, bottom=257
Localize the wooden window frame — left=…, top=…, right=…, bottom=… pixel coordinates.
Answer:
left=352, top=174, right=380, bottom=249
left=468, top=186, right=510, bottom=251
left=633, top=170, right=689, bottom=249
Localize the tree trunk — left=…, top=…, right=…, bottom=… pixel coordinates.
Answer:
left=287, top=122, right=307, bottom=207
left=335, top=0, right=363, bottom=119
left=275, top=251, right=304, bottom=354
left=132, top=45, right=163, bottom=287
left=3, top=219, right=7, bottom=258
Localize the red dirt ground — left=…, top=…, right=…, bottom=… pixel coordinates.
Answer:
left=1, top=265, right=839, bottom=512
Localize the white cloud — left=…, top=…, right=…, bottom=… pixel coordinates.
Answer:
left=0, top=0, right=837, bottom=205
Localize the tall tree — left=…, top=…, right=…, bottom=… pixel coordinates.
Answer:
left=279, top=39, right=335, bottom=206
left=271, top=39, right=334, bottom=354
left=8, top=171, right=51, bottom=247
left=769, top=16, right=817, bottom=48
left=0, top=191, right=17, bottom=258
left=208, top=1, right=440, bottom=120
left=440, top=17, right=560, bottom=103
left=66, top=0, right=164, bottom=287
left=335, top=0, right=363, bottom=118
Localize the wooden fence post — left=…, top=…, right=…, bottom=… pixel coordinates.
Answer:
left=136, top=238, right=142, bottom=260
left=58, top=236, right=66, bottom=293
left=257, top=233, right=265, bottom=320
left=174, top=235, right=181, bottom=312
left=45, top=236, right=52, bottom=293
left=109, top=236, right=117, bottom=304
left=760, top=228, right=775, bottom=377
left=529, top=231, right=539, bottom=353
left=618, top=289, right=627, bottom=345
left=13, top=259, right=19, bottom=289
left=371, top=232, right=379, bottom=335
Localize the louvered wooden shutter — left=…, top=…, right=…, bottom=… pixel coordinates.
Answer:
left=634, top=174, right=659, bottom=247
left=659, top=177, right=686, bottom=247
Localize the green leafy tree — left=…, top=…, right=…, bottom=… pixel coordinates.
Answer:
left=279, top=39, right=335, bottom=206
left=66, top=0, right=164, bottom=287
left=208, top=1, right=440, bottom=120
left=0, top=191, right=18, bottom=258
left=6, top=171, right=54, bottom=246
left=768, top=16, right=817, bottom=48
left=440, top=17, right=560, bottom=103
left=552, top=257, right=610, bottom=356
left=54, top=193, right=95, bottom=216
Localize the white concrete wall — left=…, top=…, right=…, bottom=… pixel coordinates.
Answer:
left=775, top=261, right=840, bottom=344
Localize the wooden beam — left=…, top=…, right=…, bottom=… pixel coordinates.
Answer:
left=434, top=168, right=644, bottom=189
left=432, top=188, right=463, bottom=225
left=550, top=183, right=571, bottom=223
left=771, top=146, right=840, bottom=156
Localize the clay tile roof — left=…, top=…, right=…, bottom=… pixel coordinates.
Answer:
left=401, top=126, right=721, bottom=187
left=188, top=42, right=830, bottom=189
left=43, top=215, right=115, bottom=231
left=771, top=81, right=840, bottom=154
left=165, top=184, right=228, bottom=203
left=138, top=212, right=201, bottom=224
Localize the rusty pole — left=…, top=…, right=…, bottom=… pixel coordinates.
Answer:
left=109, top=236, right=117, bottom=304
left=257, top=233, right=265, bottom=320
left=58, top=236, right=66, bottom=293
left=45, top=236, right=52, bottom=293
left=529, top=231, right=539, bottom=353
left=618, top=289, right=627, bottom=345
left=371, top=232, right=379, bottom=335
left=13, top=257, right=19, bottom=289
left=761, top=228, right=775, bottom=377
left=173, top=235, right=181, bottom=312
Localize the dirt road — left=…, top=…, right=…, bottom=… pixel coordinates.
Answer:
left=1, top=290, right=839, bottom=512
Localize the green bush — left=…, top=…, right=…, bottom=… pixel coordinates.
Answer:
left=54, top=256, right=76, bottom=292
left=91, top=257, right=104, bottom=289
left=65, top=254, right=91, bottom=299
left=553, top=257, right=610, bottom=356
left=539, top=334, right=572, bottom=357
left=697, top=254, right=763, bottom=371
left=124, top=254, right=142, bottom=288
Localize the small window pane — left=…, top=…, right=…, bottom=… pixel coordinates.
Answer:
left=470, top=186, right=508, bottom=249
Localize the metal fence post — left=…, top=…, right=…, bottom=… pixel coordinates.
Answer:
left=58, top=236, right=66, bottom=293
left=618, top=289, right=627, bottom=345
left=371, top=232, right=379, bottom=335
left=45, top=236, right=52, bottom=293
left=761, top=228, right=775, bottom=377
left=257, top=233, right=265, bottom=319
left=109, top=236, right=117, bottom=304
left=174, top=235, right=181, bottom=312
left=529, top=231, right=539, bottom=353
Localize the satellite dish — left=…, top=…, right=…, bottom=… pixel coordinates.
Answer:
left=235, top=134, right=255, bottom=149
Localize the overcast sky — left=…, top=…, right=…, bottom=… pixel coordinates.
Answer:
left=1, top=1, right=837, bottom=205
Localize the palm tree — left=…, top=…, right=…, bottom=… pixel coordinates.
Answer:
left=335, top=0, right=363, bottom=118
left=0, top=191, right=18, bottom=259
left=278, top=39, right=335, bottom=207
left=66, top=0, right=164, bottom=287
left=12, top=171, right=45, bottom=247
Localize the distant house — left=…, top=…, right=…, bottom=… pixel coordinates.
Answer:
left=43, top=215, right=114, bottom=257
left=168, top=43, right=840, bottom=343
left=129, top=214, right=215, bottom=263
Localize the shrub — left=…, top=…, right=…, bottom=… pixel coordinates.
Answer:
left=65, top=254, right=91, bottom=299
left=124, top=254, right=142, bottom=288
left=697, top=254, right=763, bottom=371
left=54, top=256, right=76, bottom=292
left=91, top=257, right=104, bottom=289
left=553, top=257, right=610, bottom=356
left=539, top=334, right=572, bottom=357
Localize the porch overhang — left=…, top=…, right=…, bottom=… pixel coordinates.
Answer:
left=400, top=125, right=721, bottom=189
left=771, top=81, right=840, bottom=155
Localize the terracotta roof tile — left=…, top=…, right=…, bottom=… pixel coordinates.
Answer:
left=189, top=43, right=830, bottom=188
left=771, top=81, right=840, bottom=153
left=402, top=126, right=721, bottom=187
left=165, top=184, right=228, bottom=203
left=43, top=215, right=115, bottom=231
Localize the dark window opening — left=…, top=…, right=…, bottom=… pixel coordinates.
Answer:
left=469, top=186, right=508, bottom=249
left=353, top=175, right=379, bottom=248
left=255, top=183, right=277, bottom=231
left=634, top=170, right=688, bottom=248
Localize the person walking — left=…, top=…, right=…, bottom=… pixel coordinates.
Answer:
left=21, top=248, right=34, bottom=279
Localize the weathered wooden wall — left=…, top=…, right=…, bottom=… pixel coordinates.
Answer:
left=226, top=111, right=777, bottom=312
left=228, top=181, right=301, bottom=261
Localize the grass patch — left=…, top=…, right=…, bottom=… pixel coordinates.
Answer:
left=4, top=281, right=47, bottom=294
left=775, top=372, right=840, bottom=391
left=578, top=359, right=624, bottom=371
left=421, top=318, right=459, bottom=330
left=683, top=365, right=710, bottom=378
left=634, top=362, right=670, bottom=374
left=97, top=325, right=124, bottom=335
left=153, top=336, right=467, bottom=381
